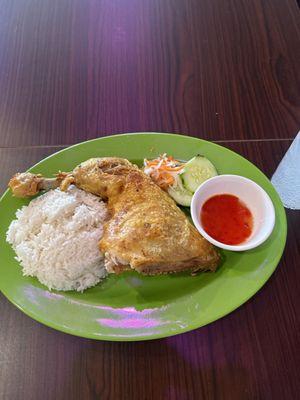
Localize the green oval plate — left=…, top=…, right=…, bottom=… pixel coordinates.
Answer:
left=0, top=133, right=286, bottom=341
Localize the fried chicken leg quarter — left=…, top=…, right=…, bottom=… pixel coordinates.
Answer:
left=8, top=158, right=220, bottom=275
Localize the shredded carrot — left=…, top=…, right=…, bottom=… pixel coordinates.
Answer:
left=143, top=154, right=185, bottom=190
left=163, top=165, right=184, bottom=171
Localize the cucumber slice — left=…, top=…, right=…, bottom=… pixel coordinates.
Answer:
left=180, top=155, right=217, bottom=193
left=167, top=177, right=193, bottom=206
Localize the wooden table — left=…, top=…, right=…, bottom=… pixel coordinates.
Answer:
left=0, top=1, right=299, bottom=399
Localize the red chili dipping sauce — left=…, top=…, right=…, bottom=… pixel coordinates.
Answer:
left=201, top=194, right=253, bottom=245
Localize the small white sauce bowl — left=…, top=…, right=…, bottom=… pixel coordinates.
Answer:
left=191, top=175, right=275, bottom=251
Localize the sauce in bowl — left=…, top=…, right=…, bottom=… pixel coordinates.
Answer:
left=201, top=194, right=253, bottom=245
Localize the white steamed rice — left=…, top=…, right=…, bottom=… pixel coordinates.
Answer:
left=6, top=186, right=108, bottom=292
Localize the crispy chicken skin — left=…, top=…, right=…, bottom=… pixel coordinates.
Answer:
left=100, top=169, right=220, bottom=274
left=8, top=157, right=220, bottom=274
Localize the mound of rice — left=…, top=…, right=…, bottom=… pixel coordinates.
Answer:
left=6, top=186, right=108, bottom=292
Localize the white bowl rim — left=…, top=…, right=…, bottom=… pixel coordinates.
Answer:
left=191, top=174, right=276, bottom=251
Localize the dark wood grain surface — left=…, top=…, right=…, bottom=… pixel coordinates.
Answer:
left=0, top=0, right=299, bottom=399
left=0, top=0, right=299, bottom=146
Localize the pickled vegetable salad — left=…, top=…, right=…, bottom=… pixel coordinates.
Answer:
left=144, top=154, right=217, bottom=206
